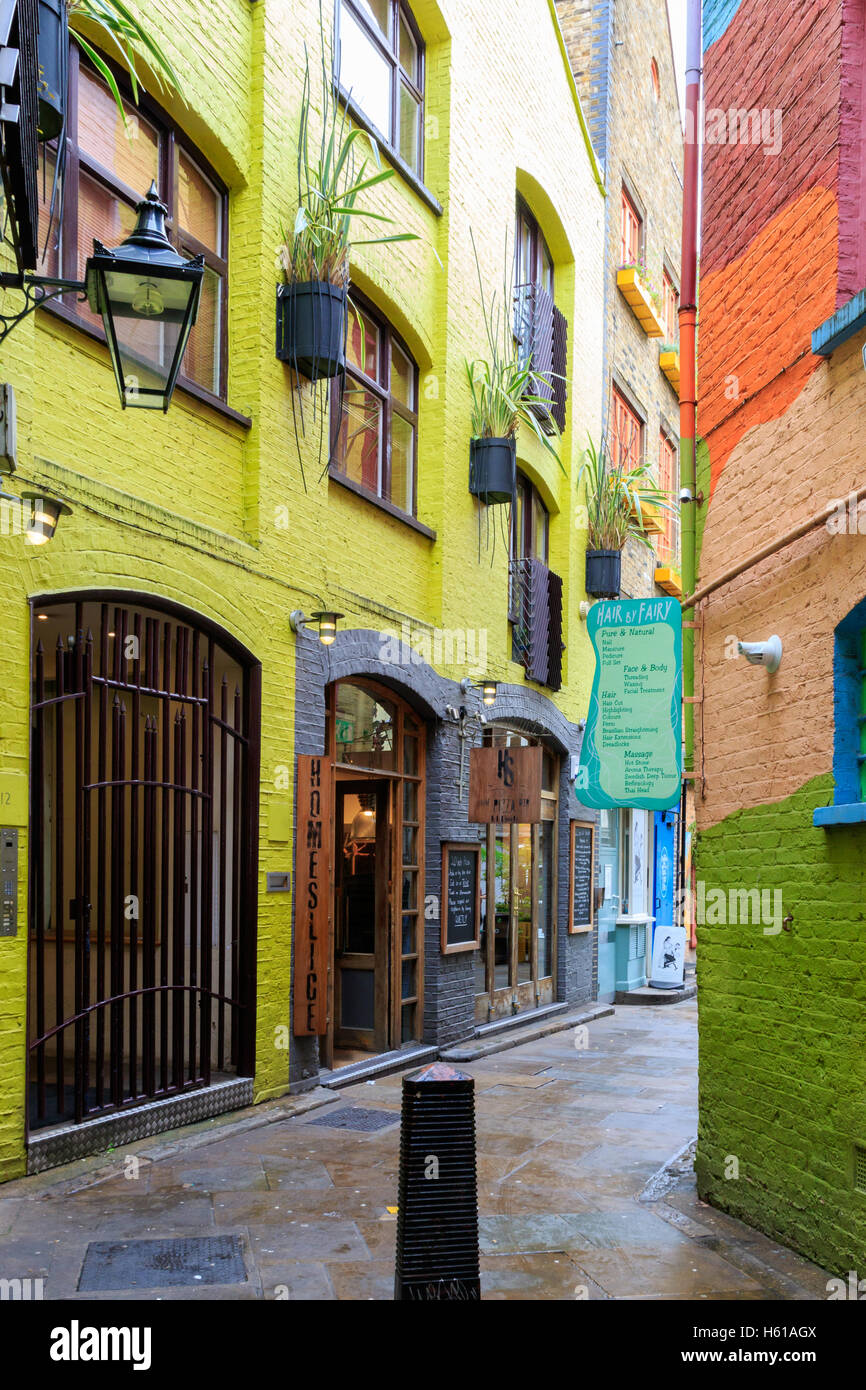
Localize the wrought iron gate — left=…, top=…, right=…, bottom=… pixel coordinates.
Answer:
left=28, top=597, right=258, bottom=1130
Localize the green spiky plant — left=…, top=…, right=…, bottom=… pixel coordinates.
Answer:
left=465, top=230, right=564, bottom=471
left=69, top=0, right=182, bottom=119
left=278, top=6, right=419, bottom=289
left=37, top=4, right=182, bottom=266
left=578, top=435, right=674, bottom=551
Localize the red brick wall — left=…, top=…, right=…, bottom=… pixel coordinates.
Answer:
left=699, top=0, right=847, bottom=500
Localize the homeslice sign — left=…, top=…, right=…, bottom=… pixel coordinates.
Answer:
left=577, top=597, right=682, bottom=812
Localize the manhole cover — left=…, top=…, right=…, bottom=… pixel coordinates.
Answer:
left=78, top=1235, right=247, bottom=1291
left=309, top=1106, right=398, bottom=1132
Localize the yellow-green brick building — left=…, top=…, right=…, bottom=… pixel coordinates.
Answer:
left=0, top=0, right=605, bottom=1177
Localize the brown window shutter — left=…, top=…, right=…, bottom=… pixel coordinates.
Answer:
left=510, top=557, right=529, bottom=664
left=530, top=286, right=554, bottom=379
left=551, top=306, right=568, bottom=433
left=529, top=286, right=555, bottom=421
left=1, top=0, right=40, bottom=269
left=514, top=283, right=533, bottom=369
left=547, top=567, right=564, bottom=692
left=526, top=556, right=551, bottom=685
left=511, top=557, right=564, bottom=690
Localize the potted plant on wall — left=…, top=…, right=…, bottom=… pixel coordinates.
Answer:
left=616, top=257, right=666, bottom=338
left=578, top=436, right=673, bottom=599
left=276, top=18, right=419, bottom=382
left=38, top=0, right=181, bottom=139
left=37, top=0, right=182, bottom=254
left=466, top=234, right=563, bottom=506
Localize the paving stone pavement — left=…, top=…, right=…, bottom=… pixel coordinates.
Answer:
left=0, top=1003, right=834, bottom=1300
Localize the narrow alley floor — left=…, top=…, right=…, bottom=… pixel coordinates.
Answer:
left=0, top=1003, right=833, bottom=1300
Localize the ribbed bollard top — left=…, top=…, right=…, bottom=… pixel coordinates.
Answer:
left=407, top=1061, right=472, bottom=1084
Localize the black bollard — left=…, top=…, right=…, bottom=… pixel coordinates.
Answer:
left=394, top=1061, right=481, bottom=1301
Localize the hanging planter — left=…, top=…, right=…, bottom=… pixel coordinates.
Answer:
left=464, top=230, right=563, bottom=531
left=276, top=280, right=347, bottom=381
left=469, top=436, right=516, bottom=505
left=579, top=433, right=676, bottom=600
left=585, top=549, right=621, bottom=599
left=37, top=0, right=69, bottom=141
left=276, top=13, right=420, bottom=478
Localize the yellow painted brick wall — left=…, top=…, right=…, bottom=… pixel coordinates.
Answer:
left=0, top=0, right=604, bottom=1177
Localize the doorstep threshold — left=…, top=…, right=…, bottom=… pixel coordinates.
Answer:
left=440, top=1003, right=614, bottom=1063
left=319, top=1044, right=437, bottom=1089
left=616, top=983, right=697, bottom=1005
left=474, top=1002, right=568, bottom=1038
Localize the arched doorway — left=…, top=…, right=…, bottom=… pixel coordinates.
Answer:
left=28, top=595, right=259, bottom=1131
left=325, top=678, right=425, bottom=1067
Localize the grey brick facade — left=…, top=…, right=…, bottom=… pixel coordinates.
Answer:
left=290, top=628, right=597, bottom=1084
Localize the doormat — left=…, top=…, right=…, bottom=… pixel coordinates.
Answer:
left=308, top=1106, right=399, bottom=1132
left=78, top=1236, right=247, bottom=1291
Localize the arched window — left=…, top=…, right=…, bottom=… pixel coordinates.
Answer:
left=337, top=0, right=425, bottom=176
left=331, top=295, right=419, bottom=517
left=511, top=471, right=550, bottom=569
left=514, top=197, right=567, bottom=432
left=516, top=197, right=553, bottom=297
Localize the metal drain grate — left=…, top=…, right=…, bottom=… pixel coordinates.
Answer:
left=855, top=1145, right=866, bottom=1194
left=78, top=1236, right=247, bottom=1291
left=309, top=1106, right=399, bottom=1132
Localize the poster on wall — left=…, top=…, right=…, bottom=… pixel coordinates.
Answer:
left=577, top=597, right=682, bottom=812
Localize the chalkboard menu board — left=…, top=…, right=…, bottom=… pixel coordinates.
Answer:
left=441, top=842, right=481, bottom=954
left=569, top=820, right=595, bottom=934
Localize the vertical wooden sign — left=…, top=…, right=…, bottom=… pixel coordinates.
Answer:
left=293, top=754, right=331, bottom=1036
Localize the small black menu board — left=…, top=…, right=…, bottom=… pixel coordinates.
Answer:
left=569, top=820, right=595, bottom=934
left=441, top=842, right=481, bottom=954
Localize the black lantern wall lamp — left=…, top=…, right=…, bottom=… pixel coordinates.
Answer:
left=0, top=183, right=204, bottom=412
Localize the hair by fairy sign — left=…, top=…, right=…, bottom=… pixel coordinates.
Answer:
left=577, top=598, right=682, bottom=811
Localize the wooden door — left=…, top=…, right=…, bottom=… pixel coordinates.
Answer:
left=334, top=780, right=390, bottom=1053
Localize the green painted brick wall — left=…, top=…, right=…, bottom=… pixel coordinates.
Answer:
left=695, top=773, right=866, bottom=1273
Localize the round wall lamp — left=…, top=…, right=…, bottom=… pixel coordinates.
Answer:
left=289, top=609, right=344, bottom=645
left=21, top=490, right=72, bottom=545
left=310, top=611, right=343, bottom=646
left=459, top=676, right=498, bottom=708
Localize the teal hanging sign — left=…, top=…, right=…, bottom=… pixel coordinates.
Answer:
left=577, top=597, right=682, bottom=811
